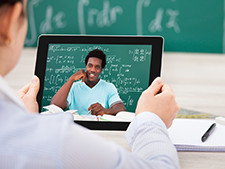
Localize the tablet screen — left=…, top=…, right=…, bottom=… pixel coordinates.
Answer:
left=35, top=35, right=163, bottom=130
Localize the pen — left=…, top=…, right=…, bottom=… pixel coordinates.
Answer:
left=201, top=123, right=216, bottom=142
left=87, top=110, right=92, bottom=115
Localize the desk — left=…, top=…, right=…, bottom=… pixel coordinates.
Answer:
left=5, top=48, right=225, bottom=169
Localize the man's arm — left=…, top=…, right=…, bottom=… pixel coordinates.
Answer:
left=51, top=69, right=86, bottom=109
left=88, top=102, right=126, bottom=116
left=88, top=81, right=126, bottom=116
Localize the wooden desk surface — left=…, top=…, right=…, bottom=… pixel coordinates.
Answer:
left=5, top=48, right=225, bottom=169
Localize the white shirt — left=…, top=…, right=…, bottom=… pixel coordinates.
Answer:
left=0, top=76, right=180, bottom=169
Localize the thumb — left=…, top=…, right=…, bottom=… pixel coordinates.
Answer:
left=26, top=75, right=40, bottom=98
left=145, top=77, right=163, bottom=96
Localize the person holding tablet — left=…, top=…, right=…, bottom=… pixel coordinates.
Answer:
left=51, top=49, right=126, bottom=116
left=0, top=0, right=180, bottom=168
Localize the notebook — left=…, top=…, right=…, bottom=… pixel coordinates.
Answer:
left=42, top=104, right=135, bottom=122
left=168, top=118, right=225, bottom=152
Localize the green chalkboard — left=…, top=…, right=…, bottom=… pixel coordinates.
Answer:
left=26, top=0, right=224, bottom=53
left=41, top=44, right=152, bottom=112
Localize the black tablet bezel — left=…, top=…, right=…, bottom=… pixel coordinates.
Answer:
left=35, top=35, right=163, bottom=130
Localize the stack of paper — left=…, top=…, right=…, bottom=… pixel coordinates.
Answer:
left=72, top=111, right=135, bottom=121
left=168, top=118, right=225, bottom=152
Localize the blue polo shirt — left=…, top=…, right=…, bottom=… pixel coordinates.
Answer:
left=67, top=79, right=122, bottom=115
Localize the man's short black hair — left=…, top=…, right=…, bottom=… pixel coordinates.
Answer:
left=85, top=49, right=106, bottom=69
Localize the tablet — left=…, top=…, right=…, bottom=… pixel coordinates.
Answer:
left=35, top=35, right=163, bottom=130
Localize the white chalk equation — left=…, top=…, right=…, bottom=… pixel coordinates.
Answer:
left=49, top=45, right=110, bottom=53
left=55, top=66, right=82, bottom=74
left=129, top=48, right=151, bottom=62
left=78, top=0, right=123, bottom=34
left=148, top=8, right=180, bottom=34
left=26, top=0, right=66, bottom=46
left=79, top=0, right=180, bottom=34
left=26, top=0, right=180, bottom=46
left=47, top=55, right=75, bottom=64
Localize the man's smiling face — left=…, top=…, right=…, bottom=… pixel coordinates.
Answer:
left=85, top=57, right=103, bottom=83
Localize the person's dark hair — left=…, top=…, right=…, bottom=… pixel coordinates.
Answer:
left=0, top=0, right=24, bottom=16
left=85, top=49, right=106, bottom=69
left=0, top=0, right=22, bottom=6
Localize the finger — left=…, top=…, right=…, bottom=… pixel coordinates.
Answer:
left=80, top=75, right=85, bottom=82
left=17, top=83, right=30, bottom=97
left=26, top=76, right=40, bottom=98
left=161, top=84, right=173, bottom=93
left=88, top=104, right=94, bottom=110
left=97, top=110, right=104, bottom=116
left=91, top=109, right=97, bottom=115
left=94, top=106, right=101, bottom=114
left=145, top=77, right=163, bottom=96
left=90, top=104, right=102, bottom=115
left=91, top=103, right=99, bottom=108
left=88, top=103, right=97, bottom=111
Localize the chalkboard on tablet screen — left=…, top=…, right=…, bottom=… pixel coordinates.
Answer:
left=42, top=44, right=152, bottom=112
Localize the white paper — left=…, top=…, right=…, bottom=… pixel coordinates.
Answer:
left=168, top=118, right=225, bottom=151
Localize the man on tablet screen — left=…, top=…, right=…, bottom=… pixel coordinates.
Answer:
left=51, top=49, right=126, bottom=116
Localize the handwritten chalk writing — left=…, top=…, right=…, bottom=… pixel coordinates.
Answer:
left=118, top=65, right=132, bottom=76
left=113, top=77, right=141, bottom=87
left=107, top=55, right=121, bottom=64
left=117, top=86, right=144, bottom=94
left=129, top=49, right=151, bottom=62
left=166, top=9, right=180, bottom=33
left=124, top=95, right=134, bottom=107
left=44, top=86, right=62, bottom=95
left=40, top=6, right=53, bottom=33
left=108, top=64, right=118, bottom=75
left=49, top=45, right=80, bottom=52
left=45, top=75, right=70, bottom=86
left=136, top=0, right=180, bottom=35
left=47, top=55, right=75, bottom=64
left=88, top=1, right=123, bottom=28
left=148, top=8, right=180, bottom=33
left=42, top=95, right=55, bottom=102
left=136, top=0, right=151, bottom=35
left=49, top=45, right=110, bottom=53
left=26, top=0, right=182, bottom=47
left=55, top=66, right=80, bottom=74
left=26, top=0, right=66, bottom=45
left=25, top=0, right=41, bottom=46
left=78, top=0, right=89, bottom=34
left=78, top=0, right=123, bottom=34
left=46, top=67, right=54, bottom=73
left=148, top=8, right=163, bottom=32
left=53, top=11, right=66, bottom=29
left=45, top=74, right=78, bottom=86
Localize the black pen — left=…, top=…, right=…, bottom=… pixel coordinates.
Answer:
left=201, top=123, right=216, bottom=142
